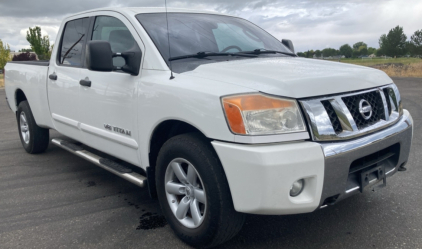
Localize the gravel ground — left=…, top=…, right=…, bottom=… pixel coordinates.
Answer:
left=0, top=77, right=421, bottom=249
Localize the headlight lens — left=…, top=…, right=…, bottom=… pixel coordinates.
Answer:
left=222, top=94, right=306, bottom=135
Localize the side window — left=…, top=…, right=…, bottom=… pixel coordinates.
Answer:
left=92, top=16, right=140, bottom=67
left=59, top=18, right=90, bottom=66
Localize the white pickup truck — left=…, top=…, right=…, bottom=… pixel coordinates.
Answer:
left=4, top=7, right=414, bottom=248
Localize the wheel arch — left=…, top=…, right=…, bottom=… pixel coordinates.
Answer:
left=146, top=119, right=212, bottom=198
left=15, top=88, right=28, bottom=110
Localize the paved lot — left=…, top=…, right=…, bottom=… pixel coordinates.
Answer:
left=0, top=77, right=421, bottom=249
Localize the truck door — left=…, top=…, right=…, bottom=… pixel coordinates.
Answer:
left=78, top=14, right=144, bottom=166
left=47, top=17, right=90, bottom=141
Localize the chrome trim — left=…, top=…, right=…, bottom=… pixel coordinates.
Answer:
left=321, top=110, right=412, bottom=157
left=358, top=99, right=373, bottom=120
left=52, top=138, right=146, bottom=187
left=345, top=186, right=359, bottom=194
left=234, top=131, right=310, bottom=144
left=301, top=100, right=336, bottom=139
left=386, top=168, right=395, bottom=175
left=330, top=97, right=357, bottom=131
left=379, top=90, right=390, bottom=121
left=300, top=84, right=402, bottom=141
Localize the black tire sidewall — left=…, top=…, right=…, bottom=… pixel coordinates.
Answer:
left=156, top=134, right=227, bottom=246
left=17, top=101, right=35, bottom=153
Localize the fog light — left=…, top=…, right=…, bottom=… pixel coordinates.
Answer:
left=290, top=179, right=305, bottom=197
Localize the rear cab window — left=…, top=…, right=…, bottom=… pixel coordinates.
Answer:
left=58, top=18, right=90, bottom=67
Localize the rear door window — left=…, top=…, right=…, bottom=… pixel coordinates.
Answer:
left=59, top=18, right=90, bottom=66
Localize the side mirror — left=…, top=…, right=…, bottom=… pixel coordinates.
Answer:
left=86, top=40, right=142, bottom=76
left=117, top=48, right=142, bottom=76
left=281, top=39, right=295, bottom=54
left=86, top=41, right=114, bottom=72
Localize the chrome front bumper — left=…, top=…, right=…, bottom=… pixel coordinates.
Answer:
left=318, top=109, right=413, bottom=207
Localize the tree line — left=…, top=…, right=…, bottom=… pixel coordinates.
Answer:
left=297, top=26, right=422, bottom=59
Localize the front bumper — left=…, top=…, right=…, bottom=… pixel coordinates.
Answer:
left=212, top=110, right=413, bottom=215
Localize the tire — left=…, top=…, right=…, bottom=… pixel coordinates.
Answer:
left=17, top=101, right=50, bottom=154
left=156, top=133, right=245, bottom=248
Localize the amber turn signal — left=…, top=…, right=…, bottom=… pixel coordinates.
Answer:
left=222, top=94, right=297, bottom=135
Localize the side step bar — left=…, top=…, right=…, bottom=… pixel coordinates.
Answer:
left=52, top=138, right=147, bottom=187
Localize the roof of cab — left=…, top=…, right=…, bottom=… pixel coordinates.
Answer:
left=66, top=7, right=230, bottom=18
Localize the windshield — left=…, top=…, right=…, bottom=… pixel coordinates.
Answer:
left=136, top=13, right=292, bottom=66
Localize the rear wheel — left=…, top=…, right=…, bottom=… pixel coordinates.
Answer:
left=156, top=133, right=245, bottom=248
left=17, top=101, right=49, bottom=154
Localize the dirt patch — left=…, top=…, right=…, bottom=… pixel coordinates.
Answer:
left=0, top=78, right=4, bottom=88
left=136, top=212, right=167, bottom=230
left=371, top=62, right=422, bottom=78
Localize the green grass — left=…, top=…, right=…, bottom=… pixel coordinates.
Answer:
left=0, top=74, right=4, bottom=88
left=338, top=57, right=421, bottom=67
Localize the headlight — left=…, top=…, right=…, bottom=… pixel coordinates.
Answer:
left=222, top=93, right=306, bottom=135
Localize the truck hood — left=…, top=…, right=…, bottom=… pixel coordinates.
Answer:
left=185, top=57, right=392, bottom=98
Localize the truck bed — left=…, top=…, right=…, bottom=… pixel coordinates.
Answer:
left=7, top=61, right=50, bottom=66
left=4, top=61, right=53, bottom=128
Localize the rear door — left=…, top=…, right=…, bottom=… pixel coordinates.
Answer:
left=48, top=17, right=90, bottom=140
left=78, top=13, right=144, bottom=165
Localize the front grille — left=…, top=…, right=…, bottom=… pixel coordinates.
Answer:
left=321, top=100, right=342, bottom=133
left=342, top=91, right=385, bottom=129
left=300, top=85, right=401, bottom=141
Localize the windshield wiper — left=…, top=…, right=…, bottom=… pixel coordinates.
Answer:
left=169, top=51, right=257, bottom=61
left=238, top=49, right=297, bottom=57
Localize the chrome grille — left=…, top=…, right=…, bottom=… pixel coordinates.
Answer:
left=342, top=91, right=385, bottom=129
left=321, top=100, right=342, bottom=133
left=300, top=84, right=402, bottom=141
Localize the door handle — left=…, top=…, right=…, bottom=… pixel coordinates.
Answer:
left=80, top=79, right=91, bottom=87
left=49, top=74, right=57, bottom=80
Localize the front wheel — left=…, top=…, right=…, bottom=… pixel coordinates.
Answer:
left=156, top=133, right=245, bottom=248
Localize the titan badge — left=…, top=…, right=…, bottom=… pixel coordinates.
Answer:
left=104, top=124, right=131, bottom=136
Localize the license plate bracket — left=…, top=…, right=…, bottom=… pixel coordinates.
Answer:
left=359, top=165, right=386, bottom=192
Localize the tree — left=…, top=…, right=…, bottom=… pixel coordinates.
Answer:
left=296, top=52, right=306, bottom=57
left=322, top=48, right=338, bottom=57
left=360, top=47, right=368, bottom=56
left=315, top=50, right=322, bottom=58
left=353, top=42, right=367, bottom=50
left=12, top=52, right=37, bottom=61
left=0, top=39, right=11, bottom=70
left=367, top=47, right=377, bottom=55
left=339, top=44, right=353, bottom=58
left=26, top=26, right=50, bottom=60
left=410, top=29, right=422, bottom=56
left=379, top=26, right=407, bottom=57
left=376, top=48, right=384, bottom=57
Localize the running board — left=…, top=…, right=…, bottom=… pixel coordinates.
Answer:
left=52, top=138, right=147, bottom=187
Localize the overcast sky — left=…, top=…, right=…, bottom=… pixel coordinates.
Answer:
left=0, top=0, right=421, bottom=53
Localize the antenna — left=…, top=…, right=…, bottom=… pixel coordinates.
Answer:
left=165, top=0, right=175, bottom=80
